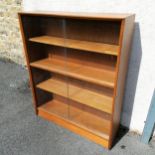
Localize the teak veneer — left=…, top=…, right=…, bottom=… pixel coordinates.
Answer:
left=18, top=11, right=135, bottom=149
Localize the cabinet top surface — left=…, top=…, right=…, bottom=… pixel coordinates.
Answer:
left=18, top=11, right=135, bottom=20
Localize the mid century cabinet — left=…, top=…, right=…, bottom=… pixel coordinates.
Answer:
left=18, top=12, right=135, bottom=149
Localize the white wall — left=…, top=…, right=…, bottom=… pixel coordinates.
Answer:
left=23, top=0, right=155, bottom=134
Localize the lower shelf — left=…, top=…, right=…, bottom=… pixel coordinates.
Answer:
left=38, top=98, right=111, bottom=140
left=38, top=98, right=110, bottom=148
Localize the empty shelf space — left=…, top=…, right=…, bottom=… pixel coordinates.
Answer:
left=30, top=58, right=115, bottom=88
left=38, top=99, right=110, bottom=140
left=36, top=77, right=113, bottom=114
left=29, top=36, right=119, bottom=56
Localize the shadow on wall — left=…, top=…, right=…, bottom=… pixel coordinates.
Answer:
left=121, top=22, right=142, bottom=129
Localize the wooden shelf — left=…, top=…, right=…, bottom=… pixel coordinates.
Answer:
left=37, top=78, right=113, bottom=114
left=30, top=58, right=115, bottom=88
left=29, top=36, right=119, bottom=56
left=38, top=99, right=110, bottom=140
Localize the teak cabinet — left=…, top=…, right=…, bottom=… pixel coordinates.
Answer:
left=18, top=12, right=135, bottom=149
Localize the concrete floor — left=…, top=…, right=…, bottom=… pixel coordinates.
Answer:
left=0, top=59, right=155, bottom=155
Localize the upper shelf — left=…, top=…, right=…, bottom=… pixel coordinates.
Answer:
left=29, top=36, right=119, bottom=56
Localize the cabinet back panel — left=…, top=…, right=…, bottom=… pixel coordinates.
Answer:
left=27, top=43, right=48, bottom=62
left=21, top=16, right=42, bottom=38
left=22, top=16, right=121, bottom=45
left=53, top=74, right=113, bottom=97
left=48, top=46, right=116, bottom=71
left=66, top=19, right=121, bottom=44
left=40, top=17, right=64, bottom=37
left=21, top=16, right=49, bottom=62
left=21, top=16, right=64, bottom=37
left=31, top=68, right=52, bottom=106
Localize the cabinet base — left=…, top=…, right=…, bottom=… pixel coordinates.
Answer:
left=38, top=107, right=110, bottom=149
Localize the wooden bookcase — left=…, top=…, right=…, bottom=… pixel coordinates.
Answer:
left=18, top=12, right=135, bottom=149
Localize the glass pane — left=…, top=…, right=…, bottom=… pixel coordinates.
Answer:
left=47, top=18, right=69, bottom=119
left=23, top=16, right=69, bottom=119
left=64, top=19, right=118, bottom=138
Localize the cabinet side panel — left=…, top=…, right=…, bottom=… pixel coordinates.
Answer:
left=18, top=14, right=38, bottom=113
left=110, top=15, right=135, bottom=147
